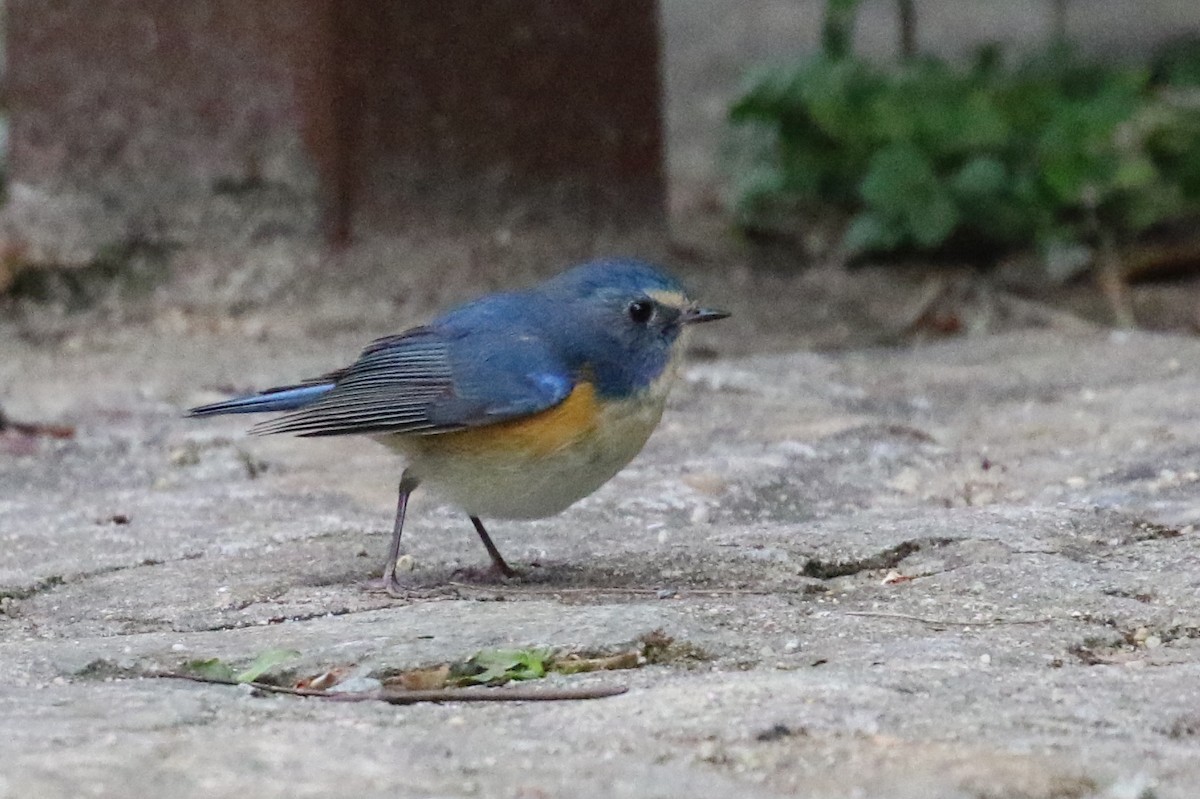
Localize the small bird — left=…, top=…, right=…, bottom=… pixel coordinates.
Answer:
left=188, top=258, right=729, bottom=594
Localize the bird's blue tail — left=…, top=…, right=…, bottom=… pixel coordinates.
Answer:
left=187, top=383, right=334, bottom=418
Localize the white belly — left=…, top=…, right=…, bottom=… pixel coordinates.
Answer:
left=379, top=386, right=670, bottom=519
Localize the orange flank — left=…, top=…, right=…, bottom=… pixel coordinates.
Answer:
left=421, top=381, right=601, bottom=457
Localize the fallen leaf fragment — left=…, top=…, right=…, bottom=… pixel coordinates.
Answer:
left=155, top=670, right=627, bottom=703
left=235, top=649, right=301, bottom=683
left=182, top=649, right=300, bottom=685
left=881, top=570, right=916, bottom=585
left=456, top=647, right=552, bottom=686
left=296, top=665, right=355, bottom=691
left=184, top=658, right=236, bottom=682
left=386, top=664, right=451, bottom=691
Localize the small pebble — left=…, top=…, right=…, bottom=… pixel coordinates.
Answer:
left=682, top=472, right=728, bottom=495
left=169, top=446, right=201, bottom=467
left=327, top=676, right=383, bottom=694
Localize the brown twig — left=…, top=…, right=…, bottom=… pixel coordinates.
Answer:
left=992, top=292, right=1098, bottom=332
left=1095, top=231, right=1136, bottom=328
left=150, top=671, right=627, bottom=703
left=0, top=409, right=76, bottom=439
left=897, top=0, right=917, bottom=59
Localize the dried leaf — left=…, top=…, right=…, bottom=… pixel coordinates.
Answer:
left=551, top=651, right=640, bottom=675
left=295, top=665, right=354, bottom=691
left=386, top=664, right=451, bottom=691
left=881, top=570, right=916, bottom=585
left=638, top=629, right=712, bottom=666
left=0, top=238, right=28, bottom=295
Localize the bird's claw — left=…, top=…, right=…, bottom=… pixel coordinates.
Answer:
left=362, top=575, right=420, bottom=598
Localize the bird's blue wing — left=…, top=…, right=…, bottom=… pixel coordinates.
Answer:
left=249, top=324, right=573, bottom=438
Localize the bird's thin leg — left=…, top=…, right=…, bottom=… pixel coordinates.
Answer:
left=469, top=516, right=519, bottom=578
left=378, top=471, right=420, bottom=595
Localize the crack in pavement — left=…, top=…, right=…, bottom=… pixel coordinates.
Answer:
left=0, top=552, right=205, bottom=607
left=801, top=537, right=956, bottom=579
left=177, top=598, right=415, bottom=634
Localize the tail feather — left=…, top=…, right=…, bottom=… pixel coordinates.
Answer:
left=187, top=383, right=334, bottom=418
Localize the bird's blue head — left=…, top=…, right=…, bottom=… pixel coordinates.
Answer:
left=534, top=258, right=729, bottom=399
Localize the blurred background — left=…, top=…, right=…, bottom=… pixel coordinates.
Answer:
left=1, top=0, right=1200, bottom=352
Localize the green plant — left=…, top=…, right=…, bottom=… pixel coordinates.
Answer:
left=185, top=649, right=301, bottom=684
left=730, top=43, right=1200, bottom=266
left=453, top=647, right=553, bottom=685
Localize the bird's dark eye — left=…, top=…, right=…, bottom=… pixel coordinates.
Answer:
left=627, top=300, right=654, bottom=325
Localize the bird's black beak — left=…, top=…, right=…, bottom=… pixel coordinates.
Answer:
left=681, top=306, right=731, bottom=324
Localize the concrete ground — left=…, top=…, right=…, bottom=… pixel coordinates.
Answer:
left=3, top=318, right=1199, bottom=799
left=3, top=4, right=1200, bottom=796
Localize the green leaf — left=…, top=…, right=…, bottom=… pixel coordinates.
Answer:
left=1111, top=154, right=1158, bottom=190
left=821, top=0, right=862, bottom=59
left=842, top=212, right=902, bottom=254
left=800, top=56, right=883, bottom=142
left=1120, top=180, right=1185, bottom=232
left=728, top=42, right=1200, bottom=259
left=185, top=658, right=235, bottom=682
left=956, top=90, right=1011, bottom=148
left=908, top=192, right=961, bottom=248
left=460, top=648, right=551, bottom=685
left=1154, top=39, right=1200, bottom=87
left=730, top=67, right=806, bottom=124
left=860, top=143, right=938, bottom=211
left=234, top=649, right=301, bottom=684
left=859, top=143, right=961, bottom=248
left=951, top=156, right=1008, bottom=197
left=734, top=165, right=787, bottom=209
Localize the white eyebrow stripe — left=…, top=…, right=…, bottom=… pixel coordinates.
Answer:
left=646, top=289, right=689, bottom=309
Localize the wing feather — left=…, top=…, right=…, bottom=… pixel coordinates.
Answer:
left=251, top=324, right=573, bottom=438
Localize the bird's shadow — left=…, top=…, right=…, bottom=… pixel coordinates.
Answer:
left=400, top=555, right=731, bottom=598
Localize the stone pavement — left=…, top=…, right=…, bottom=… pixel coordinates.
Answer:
left=2, top=326, right=1199, bottom=798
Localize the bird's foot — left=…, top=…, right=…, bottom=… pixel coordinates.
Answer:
left=362, top=575, right=410, bottom=598
left=361, top=574, right=457, bottom=600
